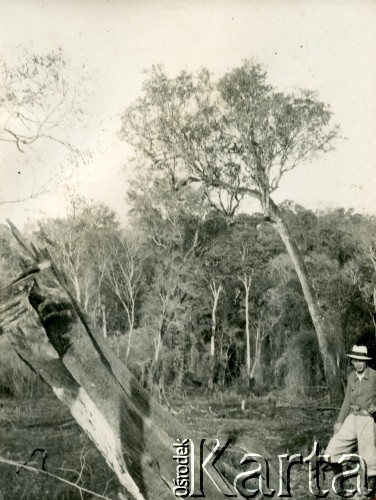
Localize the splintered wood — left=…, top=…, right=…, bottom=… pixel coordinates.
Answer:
left=0, top=221, right=243, bottom=500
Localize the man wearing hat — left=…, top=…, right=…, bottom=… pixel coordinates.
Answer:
left=325, top=345, right=376, bottom=495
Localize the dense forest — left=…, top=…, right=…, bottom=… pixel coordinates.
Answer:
left=2, top=195, right=375, bottom=403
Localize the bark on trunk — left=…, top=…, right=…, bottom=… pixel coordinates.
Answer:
left=208, top=281, right=223, bottom=390
left=154, top=315, right=166, bottom=365
left=250, top=321, right=261, bottom=382
left=239, top=275, right=252, bottom=381
left=125, top=319, right=134, bottom=364
left=72, top=272, right=81, bottom=304
left=101, top=300, right=107, bottom=339
left=268, top=197, right=342, bottom=400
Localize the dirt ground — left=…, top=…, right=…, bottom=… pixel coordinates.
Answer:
left=0, top=391, right=120, bottom=499
left=0, top=389, right=351, bottom=499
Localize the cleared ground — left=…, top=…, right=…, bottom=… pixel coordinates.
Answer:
left=0, top=389, right=344, bottom=499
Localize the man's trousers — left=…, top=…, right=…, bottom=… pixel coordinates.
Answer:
left=325, top=414, right=376, bottom=476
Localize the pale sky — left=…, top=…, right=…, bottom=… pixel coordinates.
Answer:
left=0, top=0, right=376, bottom=228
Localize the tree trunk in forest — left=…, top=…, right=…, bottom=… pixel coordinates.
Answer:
left=239, top=275, right=252, bottom=382
left=100, top=300, right=107, bottom=339
left=267, top=197, right=342, bottom=400
left=72, top=271, right=81, bottom=304
left=250, top=319, right=262, bottom=383
left=148, top=315, right=167, bottom=398
left=175, top=344, right=185, bottom=395
left=208, top=280, right=223, bottom=390
left=155, top=316, right=166, bottom=365
left=0, top=222, right=260, bottom=500
left=125, top=305, right=135, bottom=364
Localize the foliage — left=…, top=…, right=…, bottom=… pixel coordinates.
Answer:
left=2, top=200, right=376, bottom=400
left=34, top=198, right=122, bottom=332
left=120, top=61, right=340, bottom=212
left=0, top=48, right=92, bottom=204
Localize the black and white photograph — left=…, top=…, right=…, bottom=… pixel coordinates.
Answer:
left=0, top=1, right=376, bottom=498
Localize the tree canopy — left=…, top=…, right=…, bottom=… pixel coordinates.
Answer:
left=120, top=61, right=340, bottom=213
left=0, top=48, right=91, bottom=205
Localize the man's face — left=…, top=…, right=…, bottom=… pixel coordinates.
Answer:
left=351, top=359, right=367, bottom=373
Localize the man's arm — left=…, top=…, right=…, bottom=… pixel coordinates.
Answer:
left=367, top=369, right=376, bottom=415
left=334, top=376, right=351, bottom=432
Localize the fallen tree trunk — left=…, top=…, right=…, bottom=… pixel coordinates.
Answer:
left=0, top=221, right=274, bottom=499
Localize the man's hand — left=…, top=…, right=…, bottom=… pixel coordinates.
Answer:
left=368, top=404, right=376, bottom=415
left=333, top=422, right=342, bottom=434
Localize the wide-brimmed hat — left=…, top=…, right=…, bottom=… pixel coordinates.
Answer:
left=347, top=345, right=372, bottom=361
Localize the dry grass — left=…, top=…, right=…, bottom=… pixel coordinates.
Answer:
left=0, top=393, right=121, bottom=499
left=0, top=335, right=42, bottom=398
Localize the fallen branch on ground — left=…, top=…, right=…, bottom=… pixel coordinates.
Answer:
left=0, top=456, right=112, bottom=500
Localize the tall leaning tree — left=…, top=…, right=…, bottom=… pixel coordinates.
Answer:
left=120, top=61, right=342, bottom=399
